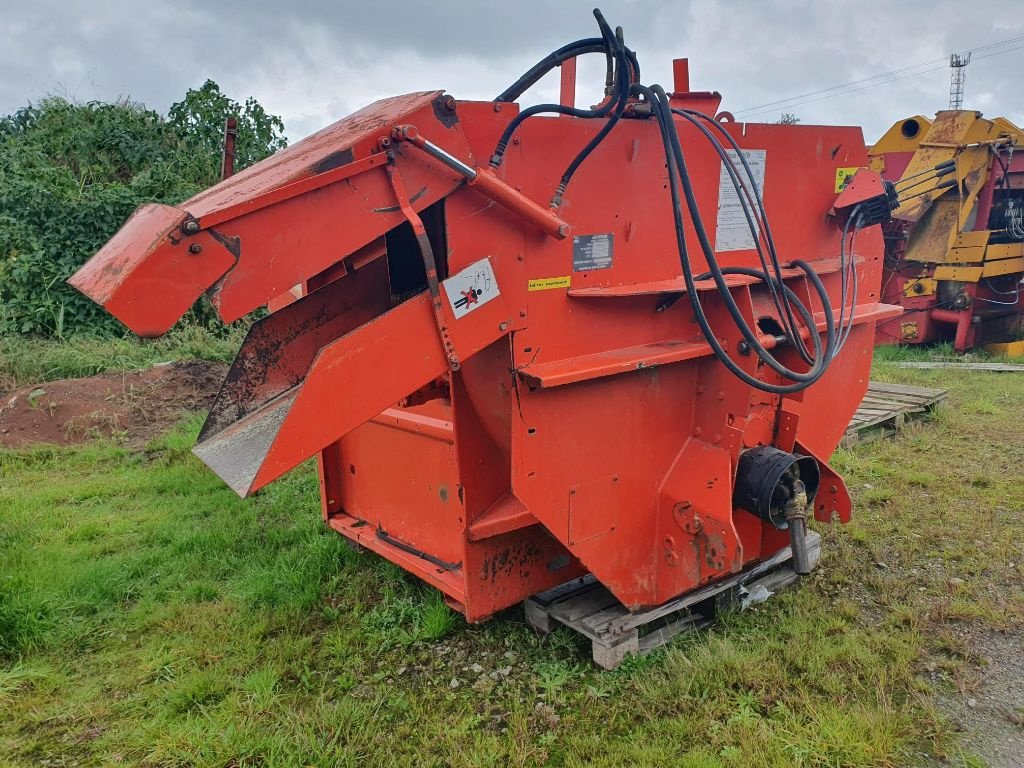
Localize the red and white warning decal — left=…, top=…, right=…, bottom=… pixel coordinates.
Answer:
left=443, top=258, right=499, bottom=319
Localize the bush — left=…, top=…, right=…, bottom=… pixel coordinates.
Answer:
left=0, top=83, right=285, bottom=338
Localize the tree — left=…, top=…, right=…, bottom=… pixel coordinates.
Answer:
left=778, top=113, right=801, bottom=125
left=168, top=80, right=287, bottom=184
left=0, top=85, right=287, bottom=337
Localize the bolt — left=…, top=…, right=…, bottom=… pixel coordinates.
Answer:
left=557, top=224, right=570, bottom=237
left=519, top=310, right=527, bottom=318
left=443, top=95, right=457, bottom=111
left=830, top=485, right=838, bottom=493
left=493, top=103, right=503, bottom=112
left=182, top=220, right=200, bottom=235
left=717, top=390, right=725, bottom=400
left=499, top=322, right=508, bottom=331
left=188, top=243, right=202, bottom=254
left=693, top=426, right=703, bottom=437
left=516, top=253, right=525, bottom=262
left=696, top=385, right=705, bottom=394
left=713, top=433, right=721, bottom=444
left=448, top=353, right=458, bottom=364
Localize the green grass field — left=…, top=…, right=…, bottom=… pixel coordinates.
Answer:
left=1, top=338, right=1022, bottom=767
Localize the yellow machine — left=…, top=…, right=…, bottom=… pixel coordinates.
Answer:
left=870, top=111, right=1024, bottom=353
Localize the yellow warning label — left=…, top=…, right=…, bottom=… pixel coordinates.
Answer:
left=528, top=276, right=571, bottom=291
left=835, top=167, right=862, bottom=193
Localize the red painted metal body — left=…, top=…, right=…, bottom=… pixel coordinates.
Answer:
left=71, top=63, right=897, bottom=621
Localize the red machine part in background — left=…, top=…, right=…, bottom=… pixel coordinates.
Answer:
left=70, top=11, right=900, bottom=621
left=870, top=112, right=1024, bottom=352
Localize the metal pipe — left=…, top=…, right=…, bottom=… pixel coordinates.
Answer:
left=410, top=135, right=478, bottom=180
left=894, top=159, right=956, bottom=187
left=393, top=124, right=571, bottom=239
left=895, top=163, right=955, bottom=193
left=786, top=513, right=810, bottom=575
left=897, top=177, right=957, bottom=205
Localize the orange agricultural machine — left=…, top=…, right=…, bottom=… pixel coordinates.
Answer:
left=71, top=11, right=902, bottom=622
left=871, top=112, right=1024, bottom=352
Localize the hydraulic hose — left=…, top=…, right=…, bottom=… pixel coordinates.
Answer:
left=649, top=83, right=837, bottom=388
left=671, top=108, right=812, bottom=363
left=494, top=38, right=609, bottom=104
left=494, top=10, right=852, bottom=393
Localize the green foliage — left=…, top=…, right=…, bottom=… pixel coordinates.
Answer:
left=168, top=79, right=287, bottom=182
left=0, top=84, right=286, bottom=338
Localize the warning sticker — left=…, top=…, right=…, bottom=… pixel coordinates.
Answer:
left=715, top=149, right=766, bottom=252
left=572, top=233, right=613, bottom=272
left=528, top=276, right=571, bottom=291
left=443, top=258, right=499, bottom=319
left=835, top=166, right=862, bottom=193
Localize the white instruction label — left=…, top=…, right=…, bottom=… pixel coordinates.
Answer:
left=715, top=149, right=766, bottom=252
left=443, top=258, right=499, bottom=319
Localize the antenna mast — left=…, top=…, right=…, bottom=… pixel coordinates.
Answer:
left=949, top=52, right=971, bottom=109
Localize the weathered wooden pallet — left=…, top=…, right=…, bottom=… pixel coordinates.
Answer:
left=891, top=361, right=1024, bottom=372
left=841, top=380, right=947, bottom=448
left=524, top=532, right=821, bottom=670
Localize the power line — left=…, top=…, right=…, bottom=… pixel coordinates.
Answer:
left=734, top=33, right=1024, bottom=117
left=740, top=64, right=950, bottom=119
left=734, top=58, right=948, bottom=116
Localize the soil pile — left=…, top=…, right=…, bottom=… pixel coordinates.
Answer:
left=0, top=360, right=227, bottom=449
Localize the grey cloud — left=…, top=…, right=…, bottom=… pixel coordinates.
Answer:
left=1, top=0, right=1021, bottom=142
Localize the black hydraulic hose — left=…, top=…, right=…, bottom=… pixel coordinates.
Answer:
left=491, top=12, right=846, bottom=393
left=672, top=108, right=818, bottom=364
left=650, top=84, right=835, bottom=386
left=494, top=38, right=608, bottom=103
left=836, top=206, right=862, bottom=354
left=991, top=145, right=1012, bottom=190
left=552, top=30, right=632, bottom=206
left=492, top=9, right=619, bottom=167
left=635, top=83, right=832, bottom=393
left=671, top=108, right=812, bottom=363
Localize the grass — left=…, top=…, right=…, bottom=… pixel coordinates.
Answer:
left=0, top=325, right=244, bottom=390
left=1, top=340, right=1022, bottom=766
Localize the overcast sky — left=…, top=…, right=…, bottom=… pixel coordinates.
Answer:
left=2, top=0, right=1022, bottom=144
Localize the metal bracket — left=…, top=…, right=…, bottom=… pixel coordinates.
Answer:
left=382, top=146, right=460, bottom=370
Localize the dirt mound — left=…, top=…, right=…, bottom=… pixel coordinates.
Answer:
left=0, top=360, right=227, bottom=449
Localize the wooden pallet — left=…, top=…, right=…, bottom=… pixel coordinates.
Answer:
left=892, top=361, right=1024, bottom=372
left=841, top=380, right=947, bottom=448
left=524, top=532, right=821, bottom=670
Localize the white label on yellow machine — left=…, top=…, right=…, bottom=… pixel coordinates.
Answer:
left=715, top=149, right=766, bottom=252
left=443, top=258, right=500, bottom=319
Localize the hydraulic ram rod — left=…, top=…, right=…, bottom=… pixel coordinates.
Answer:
left=392, top=124, right=571, bottom=239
